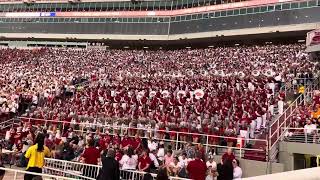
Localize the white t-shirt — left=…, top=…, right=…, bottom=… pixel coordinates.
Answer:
left=206, top=160, right=217, bottom=170
left=178, top=156, right=188, bottom=168
left=149, top=153, right=159, bottom=168
left=148, top=141, right=158, bottom=152
left=304, top=124, right=317, bottom=134
left=157, top=148, right=165, bottom=161
left=233, top=166, right=242, bottom=180
left=119, top=154, right=138, bottom=170
left=169, top=162, right=181, bottom=169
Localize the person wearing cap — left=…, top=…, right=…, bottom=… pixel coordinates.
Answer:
left=97, top=148, right=120, bottom=180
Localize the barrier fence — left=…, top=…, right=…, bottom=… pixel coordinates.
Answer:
left=19, top=117, right=267, bottom=160
left=44, top=158, right=191, bottom=180
left=282, top=127, right=320, bottom=144
left=0, top=166, right=75, bottom=180
left=268, top=75, right=320, bottom=161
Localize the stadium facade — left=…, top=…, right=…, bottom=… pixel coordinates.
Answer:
left=0, top=0, right=319, bottom=47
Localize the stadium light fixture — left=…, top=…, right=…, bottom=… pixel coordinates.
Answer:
left=208, top=45, right=214, bottom=48
left=143, top=46, right=149, bottom=49
left=124, top=46, right=129, bottom=49
left=234, top=43, right=240, bottom=46
left=298, top=40, right=305, bottom=43
left=186, top=46, right=191, bottom=49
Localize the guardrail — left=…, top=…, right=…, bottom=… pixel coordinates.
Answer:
left=268, top=75, right=320, bottom=161
left=282, top=127, right=320, bottom=144
left=268, top=94, right=304, bottom=160
left=44, top=158, right=190, bottom=180
left=0, top=166, right=75, bottom=180
left=19, top=117, right=267, bottom=160
left=0, top=118, right=21, bottom=130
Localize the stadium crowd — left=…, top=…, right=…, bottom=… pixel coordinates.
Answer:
left=0, top=43, right=317, bottom=179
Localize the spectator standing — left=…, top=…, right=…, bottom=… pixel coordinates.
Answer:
left=97, top=149, right=120, bottom=180
left=164, top=149, right=174, bottom=167
left=217, top=159, right=233, bottom=180
left=232, top=159, right=242, bottom=180
left=81, top=139, right=100, bottom=165
left=0, top=145, right=5, bottom=180
left=138, top=149, right=152, bottom=172
left=24, top=133, right=51, bottom=180
left=119, top=148, right=138, bottom=179
left=186, top=151, right=207, bottom=180
left=222, top=148, right=235, bottom=162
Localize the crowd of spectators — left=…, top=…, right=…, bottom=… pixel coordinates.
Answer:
left=3, top=122, right=243, bottom=180
left=0, top=43, right=317, bottom=179
left=19, top=44, right=317, bottom=143
left=285, top=91, right=320, bottom=141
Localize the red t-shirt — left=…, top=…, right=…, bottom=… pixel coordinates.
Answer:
left=222, top=153, right=235, bottom=162
left=121, top=138, right=131, bottom=148
left=186, top=159, right=207, bottom=180
left=131, top=138, right=141, bottom=150
left=82, top=147, right=100, bottom=165
left=139, top=156, right=152, bottom=171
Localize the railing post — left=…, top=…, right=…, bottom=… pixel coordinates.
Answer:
left=305, top=130, right=308, bottom=143
left=239, top=142, right=242, bottom=159
left=284, top=112, right=287, bottom=131
left=269, top=128, right=272, bottom=151
left=277, top=117, right=280, bottom=140
left=63, top=161, right=67, bottom=177
left=14, top=171, right=17, bottom=180
left=205, top=135, right=209, bottom=153
left=266, top=138, right=269, bottom=162
left=175, top=132, right=179, bottom=150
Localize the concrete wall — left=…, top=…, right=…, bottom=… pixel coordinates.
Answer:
left=243, top=167, right=320, bottom=180
left=213, top=155, right=284, bottom=178
left=279, top=141, right=320, bottom=171
left=280, top=142, right=320, bottom=156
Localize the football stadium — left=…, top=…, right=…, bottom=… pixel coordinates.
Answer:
left=0, top=0, right=320, bottom=179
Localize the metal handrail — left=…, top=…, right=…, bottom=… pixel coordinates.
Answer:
left=267, top=75, right=320, bottom=160
left=282, top=127, right=320, bottom=144
left=0, top=167, right=75, bottom=180
left=19, top=117, right=267, bottom=160
left=44, top=158, right=191, bottom=180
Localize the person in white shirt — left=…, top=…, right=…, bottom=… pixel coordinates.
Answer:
left=167, top=157, right=181, bottom=176
left=157, top=143, right=165, bottom=162
left=232, top=159, right=242, bottom=180
left=206, top=156, right=218, bottom=180
left=119, top=148, right=138, bottom=170
left=206, top=156, right=217, bottom=170
left=149, top=150, right=159, bottom=169
left=178, top=152, right=188, bottom=168
left=304, top=120, right=317, bottom=135
left=148, top=139, right=158, bottom=152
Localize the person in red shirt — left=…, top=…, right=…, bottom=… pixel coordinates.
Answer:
left=81, top=139, right=100, bottom=165
left=138, top=149, right=152, bottom=172
left=222, top=148, right=235, bottom=163
left=131, top=134, right=141, bottom=152
left=186, top=151, right=207, bottom=180
left=121, top=134, right=131, bottom=149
